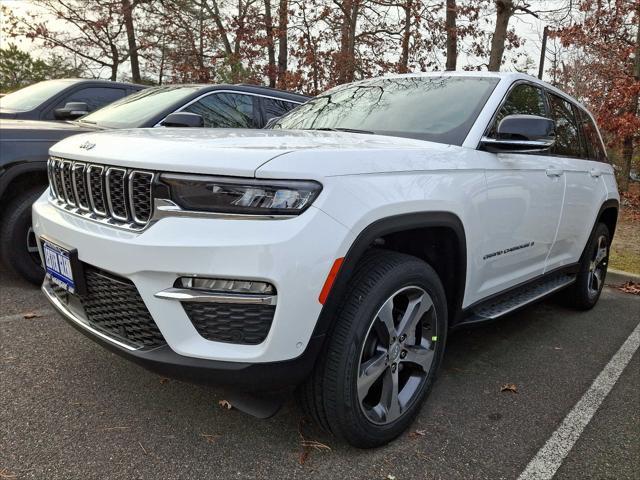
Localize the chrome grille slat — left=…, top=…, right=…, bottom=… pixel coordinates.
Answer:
left=61, top=161, right=76, bottom=206
left=52, top=159, right=65, bottom=200
left=105, top=167, right=129, bottom=221
left=47, top=157, right=154, bottom=231
left=87, top=164, right=107, bottom=216
left=129, top=171, right=154, bottom=224
left=72, top=163, right=90, bottom=211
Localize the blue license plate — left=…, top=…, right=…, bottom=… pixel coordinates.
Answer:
left=43, top=240, right=76, bottom=293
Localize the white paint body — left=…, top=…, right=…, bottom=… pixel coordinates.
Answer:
left=32, top=72, right=619, bottom=363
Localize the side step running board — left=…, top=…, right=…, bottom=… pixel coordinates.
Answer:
left=466, top=273, right=576, bottom=324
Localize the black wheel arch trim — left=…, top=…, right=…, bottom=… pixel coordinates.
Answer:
left=0, top=160, right=48, bottom=204
left=579, top=198, right=619, bottom=266
left=311, top=211, right=468, bottom=338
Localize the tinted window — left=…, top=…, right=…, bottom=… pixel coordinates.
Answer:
left=548, top=93, right=581, bottom=158
left=578, top=108, right=607, bottom=162
left=78, top=86, right=202, bottom=128
left=50, top=87, right=126, bottom=117
left=0, top=79, right=75, bottom=111
left=490, top=83, right=547, bottom=136
left=275, top=76, right=499, bottom=145
left=262, top=97, right=300, bottom=121
left=183, top=93, right=256, bottom=128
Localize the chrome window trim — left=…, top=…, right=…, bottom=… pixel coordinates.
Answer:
left=71, top=162, right=90, bottom=211
left=105, top=166, right=129, bottom=221
left=154, top=89, right=304, bottom=127
left=86, top=164, right=107, bottom=216
left=128, top=170, right=155, bottom=225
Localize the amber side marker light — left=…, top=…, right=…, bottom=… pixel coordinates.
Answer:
left=319, top=257, right=344, bottom=304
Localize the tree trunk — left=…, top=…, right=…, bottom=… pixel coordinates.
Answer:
left=121, top=0, right=140, bottom=83
left=110, top=43, right=119, bottom=81
left=445, top=0, right=457, bottom=71
left=619, top=8, right=640, bottom=192
left=488, top=0, right=513, bottom=71
left=276, top=0, right=288, bottom=88
left=264, top=0, right=276, bottom=87
left=399, top=0, right=412, bottom=73
left=337, top=0, right=358, bottom=84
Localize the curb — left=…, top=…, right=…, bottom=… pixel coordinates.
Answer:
left=606, top=268, right=640, bottom=286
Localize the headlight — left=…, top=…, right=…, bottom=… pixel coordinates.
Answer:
left=160, top=174, right=322, bottom=215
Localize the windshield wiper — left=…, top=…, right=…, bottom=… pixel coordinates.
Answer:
left=306, top=127, right=375, bottom=135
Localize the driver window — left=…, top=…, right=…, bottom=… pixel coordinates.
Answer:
left=490, top=84, right=547, bottom=137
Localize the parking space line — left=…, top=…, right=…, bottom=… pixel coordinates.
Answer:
left=518, top=321, right=640, bottom=480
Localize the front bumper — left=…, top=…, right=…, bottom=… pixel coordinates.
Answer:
left=33, top=192, right=349, bottom=369
left=43, top=281, right=325, bottom=390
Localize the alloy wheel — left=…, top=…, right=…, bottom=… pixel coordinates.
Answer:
left=587, top=234, right=608, bottom=298
left=26, top=226, right=42, bottom=266
left=357, top=286, right=437, bottom=425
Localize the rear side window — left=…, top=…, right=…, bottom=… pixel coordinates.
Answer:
left=47, top=87, right=127, bottom=119
left=490, top=83, right=547, bottom=136
left=547, top=93, right=581, bottom=158
left=261, top=97, right=300, bottom=122
left=577, top=109, right=607, bottom=162
left=183, top=93, right=256, bottom=128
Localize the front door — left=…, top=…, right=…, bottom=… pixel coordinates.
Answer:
left=472, top=82, right=566, bottom=301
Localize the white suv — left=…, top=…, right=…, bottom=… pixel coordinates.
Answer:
left=33, top=72, right=619, bottom=448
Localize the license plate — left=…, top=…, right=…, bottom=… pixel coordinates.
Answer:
left=42, top=240, right=77, bottom=293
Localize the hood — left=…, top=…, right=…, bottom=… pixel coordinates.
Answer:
left=0, top=119, right=94, bottom=142
left=49, top=127, right=449, bottom=177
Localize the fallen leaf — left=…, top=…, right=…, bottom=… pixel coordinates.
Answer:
left=0, top=468, right=17, bottom=479
left=23, top=312, right=41, bottom=319
left=201, top=433, right=220, bottom=444
left=159, top=378, right=169, bottom=384
left=218, top=399, right=233, bottom=410
left=501, top=383, right=518, bottom=394
left=617, top=281, right=640, bottom=295
left=408, top=429, right=427, bottom=438
left=386, top=475, right=397, bottom=480
left=298, top=418, right=331, bottom=465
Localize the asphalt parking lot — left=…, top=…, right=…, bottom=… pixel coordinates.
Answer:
left=1, top=267, right=638, bottom=480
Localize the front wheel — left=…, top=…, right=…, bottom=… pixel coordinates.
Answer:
left=298, top=250, right=447, bottom=448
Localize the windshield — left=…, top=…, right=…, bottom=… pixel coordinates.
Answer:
left=78, top=86, right=203, bottom=128
left=275, top=76, right=499, bottom=145
left=0, top=80, right=74, bottom=111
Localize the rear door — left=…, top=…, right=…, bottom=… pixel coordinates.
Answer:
left=543, top=95, right=609, bottom=270
left=475, top=82, right=566, bottom=298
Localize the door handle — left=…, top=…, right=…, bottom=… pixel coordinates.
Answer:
left=545, top=167, right=563, bottom=177
left=590, top=168, right=602, bottom=178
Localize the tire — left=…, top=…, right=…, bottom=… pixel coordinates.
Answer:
left=560, top=222, right=610, bottom=310
left=0, top=187, right=46, bottom=285
left=298, top=249, right=448, bottom=448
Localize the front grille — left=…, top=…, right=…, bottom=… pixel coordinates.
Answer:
left=48, top=157, right=155, bottom=230
left=77, top=267, right=165, bottom=349
left=182, top=302, right=275, bottom=345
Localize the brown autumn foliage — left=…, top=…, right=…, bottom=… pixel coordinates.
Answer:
left=1, top=1, right=637, bottom=170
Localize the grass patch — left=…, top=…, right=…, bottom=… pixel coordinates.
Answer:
left=609, top=184, right=640, bottom=274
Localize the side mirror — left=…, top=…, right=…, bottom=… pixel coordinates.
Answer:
left=161, top=112, right=204, bottom=128
left=481, top=114, right=555, bottom=153
left=54, top=102, right=89, bottom=120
